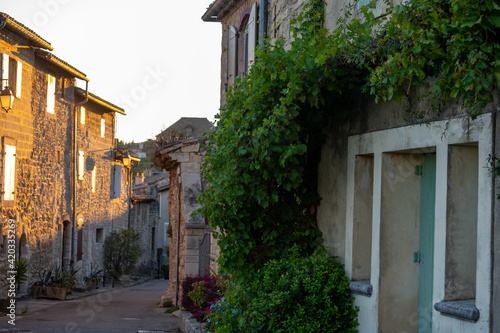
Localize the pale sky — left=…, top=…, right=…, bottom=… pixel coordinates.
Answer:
left=1, top=0, right=222, bottom=142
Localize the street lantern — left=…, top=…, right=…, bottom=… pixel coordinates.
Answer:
left=0, top=85, right=14, bottom=112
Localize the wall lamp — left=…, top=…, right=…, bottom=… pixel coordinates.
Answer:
left=0, top=80, right=14, bottom=112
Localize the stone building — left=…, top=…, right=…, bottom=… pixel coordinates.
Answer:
left=130, top=171, right=169, bottom=276
left=203, top=1, right=500, bottom=332
left=155, top=117, right=213, bottom=306
left=0, top=12, right=131, bottom=304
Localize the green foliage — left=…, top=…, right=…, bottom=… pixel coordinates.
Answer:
left=103, top=229, right=141, bottom=278
left=14, top=258, right=29, bottom=290
left=199, top=0, right=500, bottom=281
left=188, top=280, right=207, bottom=306
left=205, top=246, right=358, bottom=332
left=369, top=0, right=500, bottom=116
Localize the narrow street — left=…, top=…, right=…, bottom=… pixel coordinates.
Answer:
left=0, top=279, right=180, bottom=333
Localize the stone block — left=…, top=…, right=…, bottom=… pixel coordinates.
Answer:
left=171, top=152, right=190, bottom=163
left=181, top=143, right=200, bottom=153
left=181, top=163, right=200, bottom=174
left=185, top=263, right=198, bottom=276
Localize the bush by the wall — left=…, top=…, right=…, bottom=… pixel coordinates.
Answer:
left=206, top=246, right=358, bottom=332
left=181, top=274, right=219, bottom=322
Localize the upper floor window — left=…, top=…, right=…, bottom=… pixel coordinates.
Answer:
left=0, top=54, right=22, bottom=99
left=101, top=118, right=105, bottom=138
left=80, top=106, right=86, bottom=124
left=78, top=151, right=85, bottom=180
left=47, top=74, right=56, bottom=114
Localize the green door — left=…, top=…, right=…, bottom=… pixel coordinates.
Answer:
left=418, top=154, right=436, bottom=333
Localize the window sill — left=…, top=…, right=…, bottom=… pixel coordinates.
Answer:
left=349, top=280, right=372, bottom=297
left=434, top=299, right=479, bottom=322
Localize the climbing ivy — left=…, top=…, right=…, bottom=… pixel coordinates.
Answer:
left=198, top=0, right=500, bottom=280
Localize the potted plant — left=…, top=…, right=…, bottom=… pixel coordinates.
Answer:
left=32, top=265, right=77, bottom=301
left=84, top=264, right=103, bottom=289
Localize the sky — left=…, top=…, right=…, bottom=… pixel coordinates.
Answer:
left=0, top=0, right=222, bottom=143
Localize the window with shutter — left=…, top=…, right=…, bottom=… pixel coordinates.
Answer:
left=91, top=166, right=96, bottom=193
left=1, top=54, right=9, bottom=89
left=228, top=26, right=238, bottom=86
left=113, top=164, right=122, bottom=198
left=47, top=74, right=56, bottom=114
left=3, top=144, right=16, bottom=201
left=78, top=151, right=85, bottom=180
left=15, top=60, right=22, bottom=99
left=101, top=118, right=105, bottom=138
left=81, top=106, right=85, bottom=124
left=245, top=3, right=257, bottom=73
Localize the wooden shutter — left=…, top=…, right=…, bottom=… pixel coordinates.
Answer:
left=228, top=26, right=238, bottom=85
left=91, top=166, right=96, bottom=193
left=15, top=61, right=22, bottom=98
left=246, top=3, right=258, bottom=71
left=47, top=74, right=55, bottom=114
left=80, top=106, right=85, bottom=124
left=113, top=164, right=122, bottom=198
left=3, top=144, right=16, bottom=201
left=101, top=118, right=105, bottom=137
left=1, top=54, right=9, bottom=89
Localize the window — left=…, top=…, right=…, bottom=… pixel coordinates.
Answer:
left=46, top=74, right=56, bottom=114
left=227, top=26, right=238, bottom=87
left=113, top=164, right=122, bottom=198
left=101, top=118, right=105, bottom=138
left=78, top=151, right=85, bottom=180
left=96, top=228, right=104, bottom=243
left=3, top=142, right=16, bottom=202
left=6, top=58, right=22, bottom=99
left=91, top=166, right=96, bottom=193
left=1, top=54, right=8, bottom=90
left=244, top=3, right=257, bottom=74
left=80, top=106, right=85, bottom=124
left=77, top=217, right=83, bottom=261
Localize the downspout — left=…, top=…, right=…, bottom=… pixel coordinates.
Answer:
left=127, top=164, right=132, bottom=229
left=259, top=0, right=268, bottom=44
left=175, top=166, right=182, bottom=307
left=71, top=81, right=88, bottom=269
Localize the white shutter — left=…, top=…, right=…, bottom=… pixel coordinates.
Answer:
left=3, top=144, right=16, bottom=201
left=1, top=54, right=9, bottom=89
left=91, top=166, right=96, bottom=193
left=15, top=61, right=22, bottom=98
left=101, top=118, right=105, bottom=137
left=81, top=106, right=85, bottom=124
left=47, top=74, right=56, bottom=114
left=78, top=151, right=85, bottom=180
left=228, top=26, right=238, bottom=85
left=246, top=3, right=257, bottom=71
left=113, top=164, right=122, bottom=198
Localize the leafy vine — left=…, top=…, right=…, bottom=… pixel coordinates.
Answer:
left=198, top=0, right=500, bottom=280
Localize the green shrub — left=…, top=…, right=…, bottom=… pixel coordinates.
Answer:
left=103, top=229, right=141, bottom=279
left=206, top=246, right=358, bottom=332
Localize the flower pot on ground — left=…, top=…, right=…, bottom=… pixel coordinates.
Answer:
left=32, top=285, right=67, bottom=301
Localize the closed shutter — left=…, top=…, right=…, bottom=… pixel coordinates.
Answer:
left=78, top=151, right=85, bottom=180
left=47, top=74, right=56, bottom=114
left=228, top=26, right=238, bottom=85
left=3, top=144, right=16, bottom=201
left=113, top=164, right=122, bottom=198
left=1, top=54, right=9, bottom=89
left=246, top=3, right=258, bottom=71
left=91, top=166, right=96, bottom=193
left=15, top=61, right=22, bottom=98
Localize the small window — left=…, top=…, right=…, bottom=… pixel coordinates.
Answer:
left=8, top=58, right=22, bottom=99
left=80, top=106, right=86, bottom=124
left=91, top=166, right=96, bottom=193
left=96, top=228, right=104, bottom=243
left=3, top=143, right=16, bottom=201
left=101, top=118, right=105, bottom=138
left=77, top=217, right=84, bottom=261
left=57, top=150, right=61, bottom=164
left=113, top=164, right=122, bottom=198
left=78, top=151, right=85, bottom=180
left=46, top=74, right=56, bottom=114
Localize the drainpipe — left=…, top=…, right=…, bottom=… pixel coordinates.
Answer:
left=71, top=81, right=88, bottom=270
left=175, top=166, right=182, bottom=307
left=259, top=0, right=268, bottom=44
